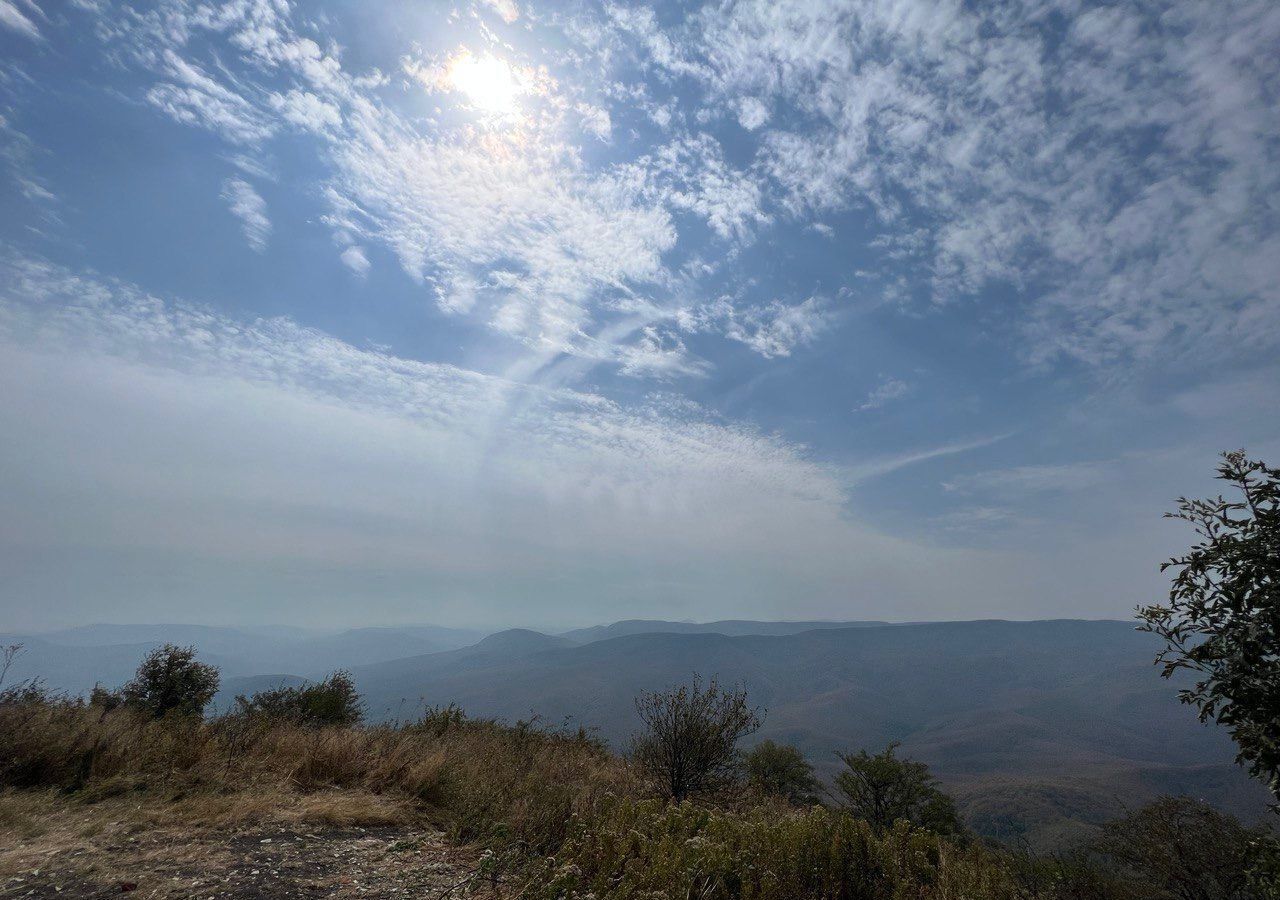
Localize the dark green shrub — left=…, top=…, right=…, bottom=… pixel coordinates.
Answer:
left=835, top=742, right=964, bottom=837
left=234, top=671, right=363, bottom=726
left=414, top=702, right=469, bottom=735
left=744, top=739, right=819, bottom=804
left=1095, top=796, right=1257, bottom=900
left=120, top=644, right=219, bottom=718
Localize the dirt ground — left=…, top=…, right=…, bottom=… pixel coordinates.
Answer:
left=0, top=792, right=499, bottom=899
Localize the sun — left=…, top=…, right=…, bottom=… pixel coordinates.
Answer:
left=446, top=51, right=524, bottom=116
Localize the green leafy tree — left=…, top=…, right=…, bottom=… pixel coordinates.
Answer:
left=1138, top=451, right=1280, bottom=802
left=631, top=675, right=762, bottom=801
left=121, top=644, right=220, bottom=718
left=1096, top=796, right=1256, bottom=900
left=744, top=739, right=819, bottom=804
left=835, top=742, right=963, bottom=836
left=234, top=671, right=363, bottom=726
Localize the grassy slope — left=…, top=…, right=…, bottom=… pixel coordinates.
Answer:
left=0, top=698, right=1152, bottom=900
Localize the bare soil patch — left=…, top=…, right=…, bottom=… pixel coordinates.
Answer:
left=0, top=792, right=496, bottom=899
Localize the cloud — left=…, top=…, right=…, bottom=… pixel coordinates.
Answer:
left=616, top=326, right=707, bottom=378
left=146, top=50, right=275, bottom=145
left=943, top=461, right=1116, bottom=499
left=339, top=244, right=370, bottom=277
left=0, top=112, right=56, bottom=207
left=327, top=119, right=677, bottom=357
left=575, top=102, right=612, bottom=140
left=856, top=376, right=911, bottom=412
left=87, top=3, right=715, bottom=373
left=633, top=0, right=1280, bottom=372
left=269, top=89, right=342, bottom=133
left=848, top=433, right=1015, bottom=485
left=723, top=296, right=829, bottom=359
left=0, top=250, right=1058, bottom=625
left=655, top=133, right=770, bottom=241
left=736, top=97, right=768, bottom=130
left=480, top=0, right=519, bottom=24
left=0, top=0, right=41, bottom=39
left=220, top=177, right=271, bottom=252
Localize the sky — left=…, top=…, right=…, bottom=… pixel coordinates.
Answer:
left=0, top=0, right=1277, bottom=631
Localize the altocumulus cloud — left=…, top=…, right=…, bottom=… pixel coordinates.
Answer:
left=612, top=0, right=1280, bottom=369
left=62, top=0, right=1280, bottom=378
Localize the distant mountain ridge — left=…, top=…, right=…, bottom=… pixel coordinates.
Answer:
left=558, top=619, right=888, bottom=643
left=0, top=622, right=486, bottom=694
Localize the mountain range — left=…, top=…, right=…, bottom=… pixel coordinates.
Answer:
left=2, top=617, right=1267, bottom=847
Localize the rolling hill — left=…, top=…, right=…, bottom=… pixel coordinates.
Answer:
left=344, top=620, right=1269, bottom=845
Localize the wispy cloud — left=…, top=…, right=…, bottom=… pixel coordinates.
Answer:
left=220, top=177, right=270, bottom=252
left=0, top=112, right=56, bottom=209
left=848, top=433, right=1015, bottom=485
left=480, top=0, right=519, bottom=24
left=147, top=51, right=275, bottom=146
left=856, top=376, right=911, bottom=413
left=943, top=461, right=1117, bottom=499
left=723, top=296, right=829, bottom=359
left=0, top=0, right=42, bottom=40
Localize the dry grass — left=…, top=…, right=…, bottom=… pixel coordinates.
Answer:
left=0, top=697, right=1157, bottom=899
left=0, top=696, right=631, bottom=852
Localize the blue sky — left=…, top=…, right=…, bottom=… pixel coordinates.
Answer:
left=1, top=0, right=1277, bottom=629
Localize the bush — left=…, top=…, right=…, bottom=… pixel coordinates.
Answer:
left=835, top=742, right=964, bottom=837
left=744, top=739, right=819, bottom=804
left=120, top=644, right=220, bottom=718
left=89, top=683, right=125, bottom=711
left=414, top=702, right=469, bottom=735
left=631, top=675, right=762, bottom=801
left=233, top=671, right=363, bottom=727
left=1095, top=796, right=1258, bottom=899
left=528, top=798, right=1010, bottom=900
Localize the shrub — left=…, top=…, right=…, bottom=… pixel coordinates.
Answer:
left=120, top=644, right=220, bottom=718
left=1095, top=796, right=1258, bottom=900
left=835, top=742, right=964, bottom=837
left=528, top=798, right=1009, bottom=900
left=414, top=702, right=468, bottom=735
left=89, top=683, right=124, bottom=711
left=743, top=739, right=819, bottom=804
left=234, top=671, right=363, bottom=726
left=631, top=675, right=762, bottom=801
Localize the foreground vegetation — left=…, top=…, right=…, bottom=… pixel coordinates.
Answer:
left=0, top=654, right=1273, bottom=900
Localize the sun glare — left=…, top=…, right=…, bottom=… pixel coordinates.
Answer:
left=447, top=51, right=524, bottom=116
